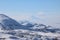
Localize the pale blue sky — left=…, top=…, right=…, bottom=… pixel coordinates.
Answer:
left=0, top=0, right=60, bottom=15
left=0, top=0, right=60, bottom=28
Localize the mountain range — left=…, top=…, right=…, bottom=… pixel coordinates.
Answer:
left=0, top=14, right=59, bottom=33
left=0, top=14, right=60, bottom=40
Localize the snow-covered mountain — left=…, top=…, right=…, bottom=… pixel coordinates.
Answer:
left=20, top=21, right=60, bottom=33
left=0, top=14, right=23, bottom=30
left=0, top=14, right=60, bottom=40
left=0, top=14, right=60, bottom=33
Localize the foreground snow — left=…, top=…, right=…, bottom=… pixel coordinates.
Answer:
left=0, top=29, right=60, bottom=40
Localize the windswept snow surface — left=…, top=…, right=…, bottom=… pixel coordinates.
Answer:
left=0, top=29, right=59, bottom=40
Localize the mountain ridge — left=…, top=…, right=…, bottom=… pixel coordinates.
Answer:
left=0, top=14, right=60, bottom=33
left=0, top=14, right=23, bottom=30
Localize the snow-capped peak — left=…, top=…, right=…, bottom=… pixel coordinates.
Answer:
left=0, top=14, right=10, bottom=22
left=0, top=14, right=23, bottom=30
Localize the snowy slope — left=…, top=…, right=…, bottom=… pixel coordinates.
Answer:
left=0, top=29, right=60, bottom=40
left=20, top=21, right=60, bottom=33
left=0, top=14, right=23, bottom=30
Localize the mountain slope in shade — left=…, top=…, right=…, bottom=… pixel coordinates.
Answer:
left=0, top=14, right=23, bottom=30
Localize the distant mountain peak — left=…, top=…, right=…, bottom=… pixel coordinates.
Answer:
left=0, top=14, right=23, bottom=30
left=0, top=14, right=10, bottom=23
left=0, top=14, right=8, bottom=17
left=0, top=14, right=10, bottom=20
